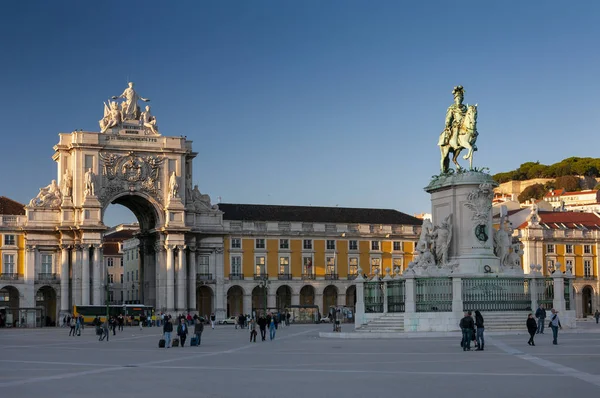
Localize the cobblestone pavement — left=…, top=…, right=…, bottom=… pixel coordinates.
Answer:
left=1, top=322, right=600, bottom=397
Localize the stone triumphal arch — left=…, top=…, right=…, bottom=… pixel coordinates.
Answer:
left=24, top=83, right=226, bottom=320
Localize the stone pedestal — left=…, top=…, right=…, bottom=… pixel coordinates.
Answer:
left=425, top=171, right=500, bottom=275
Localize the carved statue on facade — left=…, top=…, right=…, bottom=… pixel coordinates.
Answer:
left=191, top=185, right=218, bottom=211
left=84, top=168, right=96, bottom=197
left=505, top=242, right=522, bottom=269
left=99, top=101, right=123, bottom=133
left=169, top=172, right=179, bottom=198
left=438, top=85, right=479, bottom=173
left=140, top=105, right=159, bottom=135
left=526, top=203, right=540, bottom=226
left=433, top=214, right=452, bottom=265
left=29, top=180, right=62, bottom=208
left=61, top=169, right=73, bottom=198
left=112, top=82, right=150, bottom=120
left=494, top=212, right=512, bottom=266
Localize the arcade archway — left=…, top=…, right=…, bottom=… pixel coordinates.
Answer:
left=300, top=285, right=315, bottom=306
left=196, top=285, right=213, bottom=318
left=227, top=286, right=244, bottom=317
left=323, top=285, right=338, bottom=313
left=346, top=285, right=356, bottom=310
left=582, top=285, right=593, bottom=316
left=0, top=286, right=20, bottom=327
left=36, top=286, right=57, bottom=326
left=252, top=286, right=267, bottom=314
left=276, top=285, right=292, bottom=310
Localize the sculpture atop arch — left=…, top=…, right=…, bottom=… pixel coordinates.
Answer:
left=99, top=82, right=160, bottom=136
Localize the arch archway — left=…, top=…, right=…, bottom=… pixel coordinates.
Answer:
left=252, top=286, right=267, bottom=314
left=227, top=285, right=244, bottom=317
left=323, top=285, right=338, bottom=314
left=196, top=286, right=213, bottom=318
left=346, top=285, right=356, bottom=310
left=582, top=285, right=594, bottom=316
left=36, top=286, right=57, bottom=326
left=0, top=286, right=20, bottom=327
left=276, top=285, right=292, bottom=310
left=300, top=285, right=315, bottom=306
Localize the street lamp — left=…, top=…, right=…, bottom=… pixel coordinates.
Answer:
left=258, top=277, right=270, bottom=316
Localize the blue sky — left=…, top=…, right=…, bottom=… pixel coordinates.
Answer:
left=1, top=1, right=599, bottom=227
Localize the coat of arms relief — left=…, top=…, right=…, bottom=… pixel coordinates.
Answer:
left=98, top=151, right=165, bottom=206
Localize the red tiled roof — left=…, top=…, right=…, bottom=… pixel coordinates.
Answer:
left=537, top=211, right=600, bottom=230
left=0, top=196, right=25, bottom=215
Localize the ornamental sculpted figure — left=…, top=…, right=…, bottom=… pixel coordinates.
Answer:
left=112, top=82, right=150, bottom=120
left=438, top=85, right=479, bottom=173
left=29, top=180, right=62, bottom=208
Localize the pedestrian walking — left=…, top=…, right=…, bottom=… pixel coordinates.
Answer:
left=535, top=304, right=546, bottom=334
left=249, top=318, right=257, bottom=343
left=99, top=320, right=109, bottom=342
left=210, top=313, right=215, bottom=329
left=68, top=316, right=76, bottom=336
left=118, top=314, right=124, bottom=331
left=526, top=314, right=537, bottom=346
left=595, top=310, right=599, bottom=324
left=474, top=310, right=484, bottom=351
left=549, top=309, right=562, bottom=345
left=177, top=319, right=188, bottom=347
left=459, top=311, right=474, bottom=351
left=258, top=314, right=267, bottom=341
left=163, top=316, right=173, bottom=348
left=269, top=316, right=276, bottom=341
left=193, top=316, right=204, bottom=346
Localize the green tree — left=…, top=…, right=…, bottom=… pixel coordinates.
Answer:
left=517, top=183, right=546, bottom=203
left=554, top=175, right=580, bottom=192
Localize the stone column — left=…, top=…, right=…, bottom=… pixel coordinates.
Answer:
left=25, top=245, right=36, bottom=283
left=60, top=245, right=70, bottom=313
left=382, top=271, right=393, bottom=314
left=354, top=273, right=365, bottom=329
left=529, top=273, right=539, bottom=313
left=92, top=245, right=103, bottom=305
left=337, top=293, right=346, bottom=307
left=243, top=293, right=252, bottom=316
left=291, top=293, right=300, bottom=306
left=452, top=277, right=463, bottom=315
left=154, top=242, right=167, bottom=312
left=552, top=272, right=565, bottom=313
left=81, top=245, right=90, bottom=305
left=315, top=293, right=323, bottom=315
left=166, top=245, right=175, bottom=313
left=404, top=275, right=416, bottom=313
left=188, top=247, right=197, bottom=313
left=267, top=289, right=276, bottom=310
left=72, top=245, right=81, bottom=305
left=176, top=245, right=187, bottom=312
left=214, top=247, right=226, bottom=320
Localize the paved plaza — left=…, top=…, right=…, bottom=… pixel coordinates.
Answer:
left=1, top=322, right=600, bottom=397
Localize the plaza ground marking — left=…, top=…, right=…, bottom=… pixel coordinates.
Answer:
left=488, top=336, right=600, bottom=388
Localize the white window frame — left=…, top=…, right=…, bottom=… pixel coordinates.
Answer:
left=231, top=256, right=242, bottom=275
left=584, top=245, right=591, bottom=254
left=279, top=239, right=289, bottom=250
left=279, top=256, right=289, bottom=275
left=326, top=240, right=336, bottom=250
left=255, top=239, right=265, bottom=250
left=255, top=256, right=266, bottom=275
left=302, top=256, right=313, bottom=274
left=326, top=256, right=336, bottom=274
left=4, top=234, right=15, bottom=246
left=348, top=257, right=359, bottom=276
left=198, top=255, right=210, bottom=274
left=370, top=257, right=381, bottom=274
left=546, top=244, right=554, bottom=254
left=348, top=240, right=358, bottom=251
left=393, top=241, right=402, bottom=252
left=584, top=260, right=592, bottom=277
left=41, top=254, right=53, bottom=274
left=371, top=241, right=380, bottom=251
left=3, top=253, right=15, bottom=274
left=303, top=239, right=312, bottom=250
left=231, top=238, right=241, bottom=249
left=392, top=257, right=403, bottom=272
left=565, top=244, right=573, bottom=254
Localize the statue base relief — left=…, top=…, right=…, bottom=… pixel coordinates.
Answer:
left=425, top=171, right=500, bottom=275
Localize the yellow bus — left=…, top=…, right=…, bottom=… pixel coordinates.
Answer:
left=73, top=305, right=153, bottom=324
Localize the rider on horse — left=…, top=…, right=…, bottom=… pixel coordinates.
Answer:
left=440, top=85, right=467, bottom=148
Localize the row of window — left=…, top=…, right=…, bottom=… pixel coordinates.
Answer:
left=2, top=234, right=16, bottom=246
left=231, top=238, right=407, bottom=252
left=547, top=259, right=594, bottom=277
left=125, top=250, right=139, bottom=261
left=547, top=244, right=592, bottom=254
left=106, top=257, right=124, bottom=267
left=230, top=255, right=402, bottom=276
left=1, top=253, right=53, bottom=274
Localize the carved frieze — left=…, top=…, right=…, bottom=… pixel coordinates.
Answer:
left=98, top=151, right=165, bottom=206
left=464, top=183, right=494, bottom=242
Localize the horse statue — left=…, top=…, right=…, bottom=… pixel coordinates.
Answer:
left=437, top=104, right=478, bottom=173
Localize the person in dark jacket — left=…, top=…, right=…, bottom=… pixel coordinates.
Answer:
left=257, top=314, right=267, bottom=341
left=526, top=313, right=537, bottom=346
left=163, top=316, right=173, bottom=348
left=193, top=316, right=204, bottom=346
left=177, top=319, right=188, bottom=347
left=459, top=311, right=475, bottom=351
left=474, top=310, right=484, bottom=351
left=535, top=304, right=546, bottom=334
